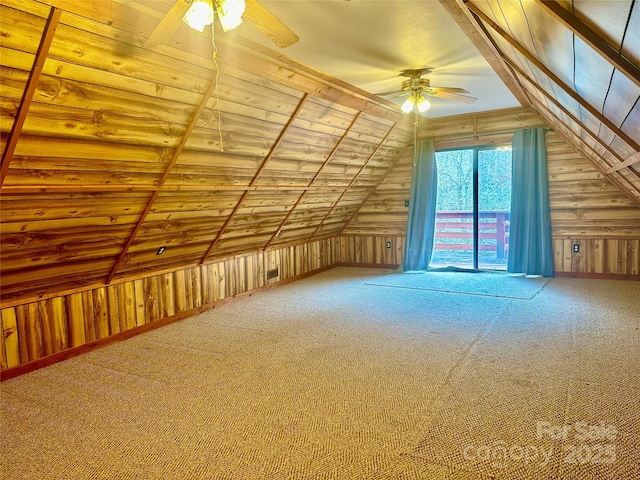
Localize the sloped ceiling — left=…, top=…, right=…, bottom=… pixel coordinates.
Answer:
left=238, top=0, right=523, bottom=118
left=441, top=0, right=640, bottom=203
left=0, top=0, right=414, bottom=301
left=1, top=0, right=639, bottom=304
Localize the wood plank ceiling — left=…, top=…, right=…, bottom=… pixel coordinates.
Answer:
left=441, top=0, right=640, bottom=203
left=0, top=0, right=413, bottom=302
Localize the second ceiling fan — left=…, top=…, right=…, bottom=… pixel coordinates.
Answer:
left=145, top=0, right=299, bottom=49
left=378, top=68, right=478, bottom=114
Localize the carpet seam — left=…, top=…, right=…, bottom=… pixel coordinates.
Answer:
left=364, top=282, right=543, bottom=300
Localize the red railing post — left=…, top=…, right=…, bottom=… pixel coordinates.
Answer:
left=496, top=212, right=508, bottom=259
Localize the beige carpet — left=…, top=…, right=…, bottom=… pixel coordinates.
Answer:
left=1, top=267, right=639, bottom=479
left=365, top=270, right=552, bottom=299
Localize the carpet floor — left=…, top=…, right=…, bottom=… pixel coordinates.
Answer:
left=365, top=270, right=552, bottom=299
left=1, top=267, right=639, bottom=479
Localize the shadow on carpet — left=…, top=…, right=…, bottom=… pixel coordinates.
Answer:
left=365, top=270, right=552, bottom=300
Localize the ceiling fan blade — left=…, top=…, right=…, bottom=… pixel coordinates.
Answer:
left=427, top=91, right=478, bottom=104
left=429, top=86, right=471, bottom=95
left=375, top=89, right=407, bottom=97
left=383, top=91, right=412, bottom=100
left=145, top=0, right=191, bottom=48
left=244, top=0, right=299, bottom=48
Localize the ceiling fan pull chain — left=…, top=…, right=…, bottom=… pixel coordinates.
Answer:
left=210, top=25, right=224, bottom=153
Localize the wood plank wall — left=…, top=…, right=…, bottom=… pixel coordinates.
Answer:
left=0, top=238, right=335, bottom=374
left=548, top=134, right=640, bottom=275
left=340, top=107, right=640, bottom=277
left=336, top=235, right=405, bottom=268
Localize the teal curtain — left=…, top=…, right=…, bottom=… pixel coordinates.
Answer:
left=508, top=127, right=554, bottom=277
left=403, top=140, right=438, bottom=271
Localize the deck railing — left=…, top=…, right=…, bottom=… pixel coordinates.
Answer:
left=433, top=210, right=510, bottom=264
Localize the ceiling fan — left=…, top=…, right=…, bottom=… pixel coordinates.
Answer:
left=145, top=0, right=299, bottom=48
left=377, top=68, right=477, bottom=114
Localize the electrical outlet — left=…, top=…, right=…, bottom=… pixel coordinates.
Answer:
left=404, top=200, right=409, bottom=207
left=573, top=244, right=580, bottom=253
left=386, top=241, right=391, bottom=248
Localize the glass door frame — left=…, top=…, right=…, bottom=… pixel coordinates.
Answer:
left=434, top=143, right=511, bottom=271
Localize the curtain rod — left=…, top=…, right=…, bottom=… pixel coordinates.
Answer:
left=416, top=127, right=554, bottom=143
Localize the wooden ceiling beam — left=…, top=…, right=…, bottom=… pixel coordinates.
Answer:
left=106, top=73, right=220, bottom=284
left=310, top=123, right=398, bottom=239
left=606, top=152, right=640, bottom=174
left=199, top=93, right=310, bottom=264
left=336, top=126, right=404, bottom=237
left=308, top=112, right=362, bottom=187
left=506, top=60, right=623, bottom=171
left=345, top=124, right=398, bottom=190
left=262, top=112, right=363, bottom=251
left=528, top=95, right=640, bottom=204
left=246, top=94, right=310, bottom=187
left=261, top=192, right=307, bottom=250
left=513, top=68, right=640, bottom=200
left=534, top=0, right=640, bottom=89
left=466, top=1, right=640, bottom=155
left=216, top=35, right=408, bottom=126
left=0, top=7, right=61, bottom=187
left=437, top=0, right=529, bottom=106
left=197, top=189, right=251, bottom=264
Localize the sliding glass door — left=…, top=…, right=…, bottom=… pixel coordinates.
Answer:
left=478, top=148, right=511, bottom=269
left=431, top=149, right=474, bottom=268
left=430, top=146, right=512, bottom=271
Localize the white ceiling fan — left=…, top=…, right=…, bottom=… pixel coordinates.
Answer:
left=378, top=68, right=478, bottom=114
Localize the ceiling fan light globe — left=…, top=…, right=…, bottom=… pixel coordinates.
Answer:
left=183, top=0, right=214, bottom=32
left=218, top=0, right=245, bottom=32
left=400, top=96, right=415, bottom=114
left=416, top=95, right=431, bottom=112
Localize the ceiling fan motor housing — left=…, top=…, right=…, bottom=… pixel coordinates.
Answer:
left=401, top=77, right=431, bottom=93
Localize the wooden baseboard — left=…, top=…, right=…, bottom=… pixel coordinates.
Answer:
left=335, top=262, right=401, bottom=269
left=554, top=271, right=640, bottom=281
left=0, top=308, right=200, bottom=382
left=0, top=265, right=334, bottom=382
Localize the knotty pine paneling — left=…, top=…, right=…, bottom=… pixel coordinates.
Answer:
left=547, top=133, right=640, bottom=239
left=342, top=108, right=640, bottom=275
left=554, top=238, right=639, bottom=276
left=337, top=234, right=640, bottom=277
left=337, top=235, right=405, bottom=267
left=0, top=239, right=336, bottom=372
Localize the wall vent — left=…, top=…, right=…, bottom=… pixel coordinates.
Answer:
left=267, top=268, right=279, bottom=280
